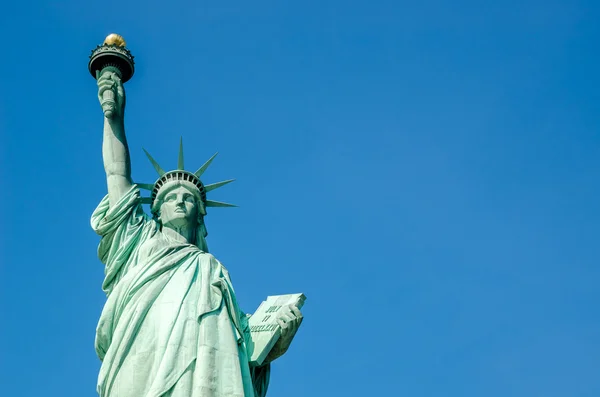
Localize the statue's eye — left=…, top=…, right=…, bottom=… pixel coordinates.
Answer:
left=165, top=194, right=176, bottom=202
left=184, top=196, right=195, bottom=203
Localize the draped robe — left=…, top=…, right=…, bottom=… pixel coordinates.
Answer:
left=91, top=186, right=269, bottom=397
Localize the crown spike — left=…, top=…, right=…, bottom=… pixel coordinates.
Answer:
left=178, top=137, right=185, bottom=170
left=205, top=179, right=235, bottom=193
left=143, top=148, right=166, bottom=176
left=205, top=200, right=237, bottom=208
left=194, top=152, right=218, bottom=178
left=137, top=183, right=155, bottom=191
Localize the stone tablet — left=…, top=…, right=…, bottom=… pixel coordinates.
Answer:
left=248, top=294, right=307, bottom=366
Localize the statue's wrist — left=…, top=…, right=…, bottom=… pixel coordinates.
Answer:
left=105, top=114, right=125, bottom=128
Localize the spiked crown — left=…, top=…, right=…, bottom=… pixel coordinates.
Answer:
left=138, top=138, right=236, bottom=211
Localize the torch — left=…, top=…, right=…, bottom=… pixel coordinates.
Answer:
left=88, top=34, right=135, bottom=119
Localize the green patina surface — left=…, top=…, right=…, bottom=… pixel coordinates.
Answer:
left=89, top=37, right=303, bottom=397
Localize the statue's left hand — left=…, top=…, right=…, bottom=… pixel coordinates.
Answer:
left=264, top=304, right=303, bottom=364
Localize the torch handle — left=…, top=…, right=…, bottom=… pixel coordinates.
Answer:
left=101, top=89, right=116, bottom=119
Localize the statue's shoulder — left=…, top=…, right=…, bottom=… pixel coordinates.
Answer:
left=197, top=251, right=218, bottom=263
left=197, top=252, right=230, bottom=272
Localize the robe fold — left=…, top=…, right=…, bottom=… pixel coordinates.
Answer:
left=91, top=186, right=269, bottom=397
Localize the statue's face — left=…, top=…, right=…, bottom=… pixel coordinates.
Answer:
left=158, top=186, right=200, bottom=229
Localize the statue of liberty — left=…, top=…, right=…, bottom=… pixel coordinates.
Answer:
left=89, top=35, right=303, bottom=397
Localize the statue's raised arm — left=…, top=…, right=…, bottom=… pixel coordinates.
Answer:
left=97, top=70, right=132, bottom=206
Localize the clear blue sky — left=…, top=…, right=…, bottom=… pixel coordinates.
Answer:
left=1, top=1, right=599, bottom=396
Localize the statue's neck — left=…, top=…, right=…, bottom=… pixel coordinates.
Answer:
left=162, top=225, right=195, bottom=244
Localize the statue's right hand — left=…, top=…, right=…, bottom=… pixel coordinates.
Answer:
left=96, top=69, right=126, bottom=120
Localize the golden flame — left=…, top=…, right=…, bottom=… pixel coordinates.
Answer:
left=103, top=33, right=126, bottom=47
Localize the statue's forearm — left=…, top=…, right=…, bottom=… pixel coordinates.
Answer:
left=103, top=117, right=133, bottom=205
left=262, top=342, right=285, bottom=365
